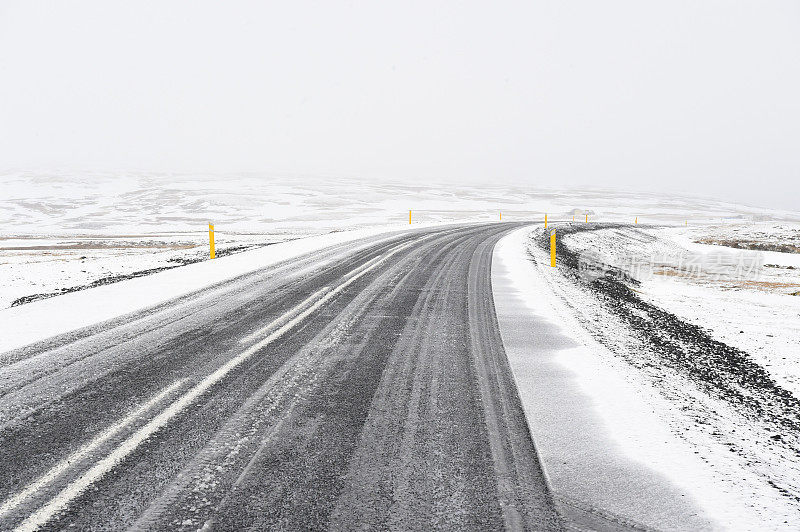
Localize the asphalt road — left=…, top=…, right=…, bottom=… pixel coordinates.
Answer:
left=0, top=223, right=563, bottom=531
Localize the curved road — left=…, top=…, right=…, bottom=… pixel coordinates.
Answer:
left=0, top=223, right=563, bottom=531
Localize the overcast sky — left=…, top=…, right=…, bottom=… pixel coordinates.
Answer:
left=1, top=1, right=798, bottom=210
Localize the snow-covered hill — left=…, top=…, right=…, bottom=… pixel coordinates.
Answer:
left=2, top=170, right=798, bottom=310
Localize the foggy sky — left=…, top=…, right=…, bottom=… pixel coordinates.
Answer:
left=1, top=1, right=799, bottom=211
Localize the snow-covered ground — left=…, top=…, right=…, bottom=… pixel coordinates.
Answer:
left=689, top=222, right=800, bottom=255
left=6, top=171, right=797, bottom=236
left=563, top=223, right=800, bottom=398
left=0, top=232, right=291, bottom=309
left=4, top=170, right=798, bottom=312
left=505, top=221, right=800, bottom=529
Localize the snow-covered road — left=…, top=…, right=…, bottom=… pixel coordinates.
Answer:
left=0, top=223, right=564, bottom=531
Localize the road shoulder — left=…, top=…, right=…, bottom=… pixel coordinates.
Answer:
left=491, top=225, right=720, bottom=531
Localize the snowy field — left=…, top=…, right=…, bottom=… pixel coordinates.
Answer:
left=562, top=223, right=800, bottom=395
left=0, top=232, right=291, bottom=309
left=3, top=170, right=798, bottom=311
left=521, top=221, right=800, bottom=528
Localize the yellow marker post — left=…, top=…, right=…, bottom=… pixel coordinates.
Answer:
left=550, top=229, right=556, bottom=267
left=208, top=223, right=216, bottom=259
left=572, top=214, right=574, bottom=222
left=635, top=217, right=638, bottom=224
left=409, top=210, right=412, bottom=224
left=544, top=213, right=547, bottom=229
left=500, top=211, right=502, bottom=221
left=585, top=213, right=588, bottom=223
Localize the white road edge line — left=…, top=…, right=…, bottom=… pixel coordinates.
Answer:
left=12, top=238, right=418, bottom=532
left=0, top=379, right=186, bottom=520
